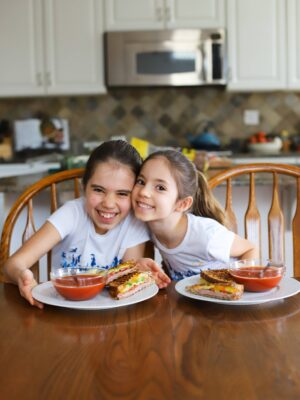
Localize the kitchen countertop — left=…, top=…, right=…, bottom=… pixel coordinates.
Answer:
left=0, top=153, right=300, bottom=193
left=0, top=162, right=61, bottom=178
left=231, top=153, right=300, bottom=164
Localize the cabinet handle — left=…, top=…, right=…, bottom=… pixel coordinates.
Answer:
left=36, top=73, right=42, bottom=86
left=46, top=72, right=52, bottom=86
left=156, top=7, right=163, bottom=21
left=227, top=67, right=232, bottom=82
left=165, top=6, right=171, bottom=21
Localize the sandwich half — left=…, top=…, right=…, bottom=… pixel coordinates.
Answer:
left=200, top=268, right=233, bottom=284
left=185, top=268, right=244, bottom=301
left=108, top=271, right=154, bottom=299
left=186, top=280, right=244, bottom=300
left=106, top=260, right=137, bottom=283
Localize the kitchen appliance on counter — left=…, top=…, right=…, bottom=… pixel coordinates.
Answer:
left=187, top=119, right=221, bottom=151
left=13, top=118, right=70, bottom=154
left=105, top=29, right=226, bottom=87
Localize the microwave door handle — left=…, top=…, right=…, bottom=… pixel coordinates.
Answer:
left=201, top=42, right=212, bottom=83
left=199, top=45, right=206, bottom=82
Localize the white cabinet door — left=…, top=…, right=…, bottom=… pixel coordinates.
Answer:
left=105, top=0, right=225, bottom=30
left=167, top=0, right=225, bottom=28
left=287, top=0, right=300, bottom=89
left=44, top=0, right=105, bottom=95
left=227, top=0, right=286, bottom=91
left=104, top=0, right=163, bottom=30
left=0, top=0, right=105, bottom=97
left=0, top=0, right=45, bottom=97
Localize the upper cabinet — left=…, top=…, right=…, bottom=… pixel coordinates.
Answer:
left=104, top=0, right=225, bottom=31
left=0, top=0, right=106, bottom=97
left=227, top=0, right=300, bottom=92
left=287, top=0, right=300, bottom=89
left=0, top=0, right=44, bottom=97
left=227, top=0, right=286, bottom=91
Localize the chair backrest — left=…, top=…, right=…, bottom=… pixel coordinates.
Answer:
left=0, top=168, right=84, bottom=282
left=208, top=163, right=300, bottom=277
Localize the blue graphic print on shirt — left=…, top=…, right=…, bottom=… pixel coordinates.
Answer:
left=60, top=249, right=121, bottom=270
left=167, top=265, right=198, bottom=281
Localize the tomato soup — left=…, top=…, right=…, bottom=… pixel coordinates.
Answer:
left=53, top=274, right=105, bottom=301
left=229, top=266, right=283, bottom=292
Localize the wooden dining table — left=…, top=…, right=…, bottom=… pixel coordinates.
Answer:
left=1, top=281, right=300, bottom=400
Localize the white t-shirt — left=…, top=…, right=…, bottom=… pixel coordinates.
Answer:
left=151, top=213, right=235, bottom=280
left=48, top=198, right=149, bottom=271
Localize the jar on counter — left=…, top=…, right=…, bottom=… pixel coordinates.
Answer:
left=280, top=130, right=291, bottom=152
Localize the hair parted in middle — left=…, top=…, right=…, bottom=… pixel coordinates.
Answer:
left=143, top=149, right=227, bottom=226
left=82, top=140, right=143, bottom=189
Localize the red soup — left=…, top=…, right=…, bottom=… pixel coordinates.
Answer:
left=53, top=274, right=105, bottom=301
left=229, top=266, right=283, bottom=292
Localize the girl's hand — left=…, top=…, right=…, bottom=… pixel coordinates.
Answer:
left=17, top=269, right=44, bottom=309
left=136, top=258, right=171, bottom=289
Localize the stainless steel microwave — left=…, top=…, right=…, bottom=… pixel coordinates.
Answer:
left=104, top=29, right=226, bottom=87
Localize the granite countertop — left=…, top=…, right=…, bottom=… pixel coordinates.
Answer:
left=231, top=152, right=300, bottom=164
left=0, top=162, right=60, bottom=178
left=0, top=152, right=300, bottom=193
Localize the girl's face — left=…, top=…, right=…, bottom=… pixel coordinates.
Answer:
left=85, top=161, right=135, bottom=234
left=132, top=157, right=180, bottom=222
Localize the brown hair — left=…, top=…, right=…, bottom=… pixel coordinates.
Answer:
left=144, top=150, right=227, bottom=226
left=82, top=140, right=142, bottom=189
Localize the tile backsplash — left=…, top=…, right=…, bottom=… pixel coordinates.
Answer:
left=1, top=88, right=300, bottom=153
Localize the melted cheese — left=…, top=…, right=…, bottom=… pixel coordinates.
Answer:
left=118, top=272, right=151, bottom=294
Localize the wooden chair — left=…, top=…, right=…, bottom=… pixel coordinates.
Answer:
left=0, top=167, right=155, bottom=283
left=0, top=168, right=85, bottom=282
left=208, top=163, right=300, bottom=277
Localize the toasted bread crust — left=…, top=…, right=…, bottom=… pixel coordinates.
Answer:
left=108, top=271, right=154, bottom=299
left=201, top=268, right=233, bottom=284
left=107, top=261, right=137, bottom=283
left=187, top=286, right=243, bottom=300
left=186, top=281, right=244, bottom=300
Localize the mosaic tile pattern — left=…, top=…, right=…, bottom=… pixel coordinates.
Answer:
left=1, top=88, right=300, bottom=153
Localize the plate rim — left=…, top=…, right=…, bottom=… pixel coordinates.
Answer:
left=175, top=275, right=300, bottom=305
left=32, top=281, right=159, bottom=310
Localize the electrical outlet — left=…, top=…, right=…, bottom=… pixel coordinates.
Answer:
left=244, top=110, right=260, bottom=125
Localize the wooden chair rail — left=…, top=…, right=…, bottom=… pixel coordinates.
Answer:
left=0, top=168, right=84, bottom=281
left=208, top=163, right=300, bottom=277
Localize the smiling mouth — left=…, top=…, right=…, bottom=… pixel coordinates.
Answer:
left=137, top=201, right=154, bottom=210
left=97, top=210, right=118, bottom=219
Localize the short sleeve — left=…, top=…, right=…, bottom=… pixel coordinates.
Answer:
left=206, top=225, right=235, bottom=262
left=47, top=200, right=79, bottom=240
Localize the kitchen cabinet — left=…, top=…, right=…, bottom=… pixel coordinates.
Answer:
left=287, top=0, right=300, bottom=89
left=104, top=0, right=225, bottom=31
left=0, top=0, right=105, bottom=97
left=227, top=0, right=286, bottom=91
left=227, top=0, right=300, bottom=92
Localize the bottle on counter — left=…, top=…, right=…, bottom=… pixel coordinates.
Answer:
left=280, top=130, right=291, bottom=153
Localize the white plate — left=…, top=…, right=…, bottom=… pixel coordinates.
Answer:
left=175, top=275, right=300, bottom=305
left=32, top=281, right=159, bottom=310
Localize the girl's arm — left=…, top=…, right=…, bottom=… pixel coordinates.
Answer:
left=4, top=221, right=62, bottom=308
left=122, top=242, right=146, bottom=261
left=230, top=234, right=259, bottom=260
left=122, top=243, right=171, bottom=288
